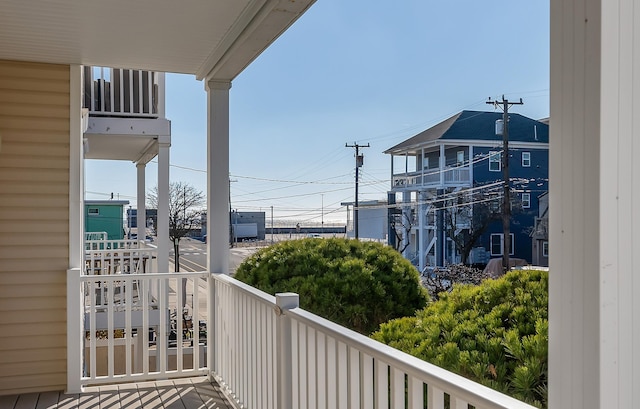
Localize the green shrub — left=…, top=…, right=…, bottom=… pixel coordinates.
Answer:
left=372, top=269, right=548, bottom=408
left=235, top=238, right=428, bottom=334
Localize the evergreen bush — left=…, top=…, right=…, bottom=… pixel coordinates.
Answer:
left=372, top=269, right=548, bottom=407
left=235, top=238, right=428, bottom=334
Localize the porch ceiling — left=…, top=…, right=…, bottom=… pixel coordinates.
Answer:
left=0, top=0, right=315, bottom=80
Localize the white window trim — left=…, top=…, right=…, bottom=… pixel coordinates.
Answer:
left=522, top=151, right=531, bottom=167
left=490, top=233, right=515, bottom=256
left=423, top=156, right=429, bottom=169
left=457, top=150, right=465, bottom=165
left=542, top=241, right=549, bottom=257
left=88, top=208, right=100, bottom=215
left=522, top=192, right=531, bottom=209
left=489, top=151, right=501, bottom=172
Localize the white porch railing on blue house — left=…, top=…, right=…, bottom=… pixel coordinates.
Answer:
left=392, top=166, right=472, bottom=190
left=69, top=262, right=537, bottom=408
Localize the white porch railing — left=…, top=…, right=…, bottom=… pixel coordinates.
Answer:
left=83, top=66, right=164, bottom=118
left=392, top=166, right=471, bottom=190
left=84, top=239, right=157, bottom=275
left=70, top=244, right=536, bottom=407
left=210, top=274, right=537, bottom=409
left=74, top=271, right=208, bottom=386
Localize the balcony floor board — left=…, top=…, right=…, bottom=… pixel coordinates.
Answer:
left=1, top=376, right=235, bottom=409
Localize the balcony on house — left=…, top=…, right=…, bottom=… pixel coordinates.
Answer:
left=83, top=66, right=164, bottom=119
left=390, top=145, right=473, bottom=191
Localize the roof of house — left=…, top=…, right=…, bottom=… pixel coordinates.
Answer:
left=384, top=110, right=549, bottom=154
left=85, top=200, right=130, bottom=206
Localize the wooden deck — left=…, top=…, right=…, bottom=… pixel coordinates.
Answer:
left=0, top=377, right=236, bottom=409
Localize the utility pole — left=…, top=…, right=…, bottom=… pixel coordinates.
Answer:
left=321, top=194, right=324, bottom=235
left=271, top=205, right=274, bottom=244
left=345, top=142, right=370, bottom=239
left=228, top=176, right=237, bottom=247
left=487, top=95, right=523, bottom=272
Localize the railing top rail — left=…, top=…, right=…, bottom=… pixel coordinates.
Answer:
left=84, top=248, right=156, bottom=254
left=79, top=271, right=208, bottom=282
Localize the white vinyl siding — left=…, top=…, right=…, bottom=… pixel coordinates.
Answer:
left=0, top=60, right=70, bottom=394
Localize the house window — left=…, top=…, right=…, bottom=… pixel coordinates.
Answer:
left=522, top=193, right=531, bottom=208
left=88, top=208, right=99, bottom=215
left=457, top=150, right=464, bottom=165
left=490, top=233, right=515, bottom=256
left=489, top=151, right=501, bottom=172
left=542, top=241, right=549, bottom=257
left=423, top=156, right=429, bottom=169
left=522, top=151, right=531, bottom=167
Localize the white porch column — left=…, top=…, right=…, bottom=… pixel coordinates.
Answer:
left=550, top=0, right=640, bottom=408
left=418, top=191, right=426, bottom=272
left=439, top=144, right=445, bottom=186
left=67, top=64, right=83, bottom=394
left=206, top=80, right=231, bottom=274
left=136, top=163, right=146, bottom=241
left=468, top=145, right=473, bottom=183
left=401, top=191, right=411, bottom=259
left=156, top=136, right=171, bottom=273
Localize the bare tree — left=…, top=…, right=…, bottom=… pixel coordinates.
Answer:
left=390, top=211, right=413, bottom=254
left=148, top=182, right=205, bottom=272
left=444, top=187, right=527, bottom=265
left=443, top=190, right=502, bottom=265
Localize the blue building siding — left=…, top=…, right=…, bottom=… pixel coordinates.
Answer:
left=471, top=146, right=549, bottom=263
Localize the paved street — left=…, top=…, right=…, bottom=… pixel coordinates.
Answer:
left=168, top=237, right=259, bottom=274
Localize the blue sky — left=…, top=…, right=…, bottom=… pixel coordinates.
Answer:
left=85, top=0, right=550, bottom=225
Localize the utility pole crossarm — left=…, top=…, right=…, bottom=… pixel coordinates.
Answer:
left=345, top=142, right=370, bottom=239
left=486, top=96, right=523, bottom=272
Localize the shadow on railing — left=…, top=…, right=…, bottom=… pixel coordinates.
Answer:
left=211, top=274, right=537, bottom=409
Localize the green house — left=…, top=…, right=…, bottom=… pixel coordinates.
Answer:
left=85, top=200, right=129, bottom=240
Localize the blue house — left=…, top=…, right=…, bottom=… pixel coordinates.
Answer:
left=384, top=110, right=549, bottom=270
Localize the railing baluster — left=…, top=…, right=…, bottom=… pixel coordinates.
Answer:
left=375, top=359, right=388, bottom=409
left=349, top=347, right=360, bottom=409
left=428, top=384, right=445, bottom=409
left=391, top=367, right=404, bottom=409
left=107, top=279, right=114, bottom=379
left=361, top=353, right=374, bottom=408
left=89, top=279, right=96, bottom=380
left=125, top=277, right=132, bottom=376
left=407, top=376, right=423, bottom=409
left=337, top=341, right=348, bottom=408
left=177, top=276, right=183, bottom=373
left=193, top=275, right=200, bottom=370
left=142, top=277, right=149, bottom=374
